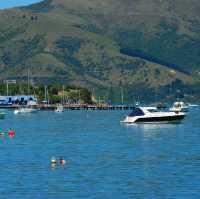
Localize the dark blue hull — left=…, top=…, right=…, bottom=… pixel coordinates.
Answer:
left=135, top=115, right=185, bottom=123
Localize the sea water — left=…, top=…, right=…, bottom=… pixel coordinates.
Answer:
left=0, top=107, right=199, bottom=199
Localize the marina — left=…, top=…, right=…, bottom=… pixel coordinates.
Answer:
left=0, top=0, right=199, bottom=198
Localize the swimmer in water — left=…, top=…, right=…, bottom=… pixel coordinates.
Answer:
left=51, top=157, right=57, bottom=164
left=0, top=132, right=4, bottom=136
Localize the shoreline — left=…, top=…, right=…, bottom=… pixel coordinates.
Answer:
left=0, top=104, right=135, bottom=111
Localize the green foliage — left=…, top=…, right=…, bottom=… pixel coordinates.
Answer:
left=56, top=36, right=84, bottom=54
left=0, top=82, right=92, bottom=104
left=0, top=26, right=27, bottom=44
left=54, top=36, right=84, bottom=73
left=79, top=88, right=92, bottom=104
left=154, top=69, right=161, bottom=76
left=2, top=35, right=45, bottom=67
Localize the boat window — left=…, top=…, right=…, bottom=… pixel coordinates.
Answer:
left=128, top=108, right=144, bottom=116
left=147, top=109, right=158, bottom=113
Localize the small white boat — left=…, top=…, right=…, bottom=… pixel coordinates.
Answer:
left=169, top=101, right=189, bottom=112
left=55, top=104, right=64, bottom=113
left=0, top=112, right=5, bottom=119
left=188, top=104, right=199, bottom=107
left=14, top=100, right=39, bottom=114
left=27, top=100, right=38, bottom=106
left=122, top=107, right=186, bottom=123
left=135, top=101, right=140, bottom=107
left=14, top=107, right=38, bottom=114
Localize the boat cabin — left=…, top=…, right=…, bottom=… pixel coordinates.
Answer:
left=128, top=108, right=145, bottom=117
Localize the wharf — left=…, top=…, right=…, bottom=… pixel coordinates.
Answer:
left=0, top=104, right=135, bottom=111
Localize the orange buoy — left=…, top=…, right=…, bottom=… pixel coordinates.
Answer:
left=8, top=129, right=15, bottom=138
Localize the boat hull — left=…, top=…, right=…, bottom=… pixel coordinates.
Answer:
left=122, top=113, right=186, bottom=124
left=14, top=108, right=38, bottom=114
left=169, top=107, right=188, bottom=113
left=0, top=113, right=5, bottom=119
left=55, top=104, right=64, bottom=113
left=134, top=114, right=185, bottom=123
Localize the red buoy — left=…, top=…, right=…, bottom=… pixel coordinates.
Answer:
left=8, top=129, right=15, bottom=138
left=59, top=158, right=66, bottom=165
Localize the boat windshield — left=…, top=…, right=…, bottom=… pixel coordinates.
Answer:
left=128, top=108, right=144, bottom=116
left=147, top=108, right=158, bottom=113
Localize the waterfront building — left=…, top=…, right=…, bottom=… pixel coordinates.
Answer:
left=0, top=95, right=38, bottom=105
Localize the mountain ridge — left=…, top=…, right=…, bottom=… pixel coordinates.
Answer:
left=0, top=0, right=199, bottom=102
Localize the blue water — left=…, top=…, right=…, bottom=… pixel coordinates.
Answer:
left=0, top=108, right=199, bottom=199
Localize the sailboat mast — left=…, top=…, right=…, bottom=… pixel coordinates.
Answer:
left=78, top=90, right=81, bottom=104
left=62, top=85, right=64, bottom=105
left=44, top=85, right=47, bottom=102
left=27, top=69, right=30, bottom=95
left=121, top=87, right=124, bottom=105
left=6, top=81, right=8, bottom=96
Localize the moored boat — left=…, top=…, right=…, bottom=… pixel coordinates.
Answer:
left=0, top=112, right=5, bottom=119
left=122, top=107, right=186, bottom=123
left=169, top=101, right=189, bottom=112
left=55, top=104, right=64, bottom=113
left=14, top=100, right=39, bottom=114
left=14, top=69, right=39, bottom=115
left=14, top=107, right=38, bottom=114
left=188, top=104, right=199, bottom=107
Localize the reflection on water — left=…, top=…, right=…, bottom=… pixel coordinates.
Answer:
left=122, top=122, right=181, bottom=137
left=123, top=122, right=180, bottom=130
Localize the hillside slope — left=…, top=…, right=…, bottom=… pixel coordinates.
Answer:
left=0, top=0, right=199, bottom=102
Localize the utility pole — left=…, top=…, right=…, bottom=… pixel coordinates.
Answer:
left=78, top=90, right=81, bottom=104
left=62, top=85, right=65, bottom=105
left=44, top=85, right=47, bottom=103
left=47, top=88, right=49, bottom=105
left=5, top=80, right=17, bottom=96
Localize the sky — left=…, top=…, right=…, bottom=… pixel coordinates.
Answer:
left=0, top=0, right=43, bottom=9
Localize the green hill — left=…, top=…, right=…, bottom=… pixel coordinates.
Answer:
left=0, top=0, right=199, bottom=102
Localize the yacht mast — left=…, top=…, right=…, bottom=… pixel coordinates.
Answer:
left=27, top=69, right=30, bottom=95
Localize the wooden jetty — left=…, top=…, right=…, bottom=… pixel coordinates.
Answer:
left=0, top=104, right=135, bottom=111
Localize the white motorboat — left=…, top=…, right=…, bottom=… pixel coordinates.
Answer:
left=169, top=101, right=189, bottom=112
left=122, top=107, right=186, bottom=123
left=14, top=69, right=39, bottom=115
left=55, top=104, right=64, bottom=113
left=14, top=100, right=39, bottom=114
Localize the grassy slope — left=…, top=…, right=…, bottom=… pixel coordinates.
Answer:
left=0, top=0, right=198, bottom=102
